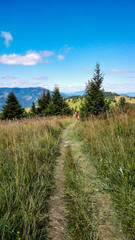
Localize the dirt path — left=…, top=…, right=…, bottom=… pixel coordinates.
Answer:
left=48, top=129, right=70, bottom=240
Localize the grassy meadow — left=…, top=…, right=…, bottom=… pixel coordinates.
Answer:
left=0, top=116, right=73, bottom=240
left=115, top=96, right=135, bottom=104
left=70, top=107, right=135, bottom=239
left=1, top=104, right=135, bottom=239
left=65, top=142, right=100, bottom=240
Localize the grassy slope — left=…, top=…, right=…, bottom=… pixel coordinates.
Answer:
left=64, top=123, right=124, bottom=240
left=115, top=96, right=135, bottom=104
left=72, top=109, right=135, bottom=239
left=67, top=96, right=135, bottom=113
left=65, top=142, right=100, bottom=239
left=0, top=116, right=72, bottom=240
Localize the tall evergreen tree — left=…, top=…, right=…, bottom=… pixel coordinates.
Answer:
left=46, top=90, right=51, bottom=105
left=45, top=86, right=72, bottom=116
left=38, top=89, right=51, bottom=113
left=38, top=89, right=46, bottom=112
left=80, top=63, right=106, bottom=117
left=30, top=102, right=37, bottom=115
left=2, top=92, right=24, bottom=120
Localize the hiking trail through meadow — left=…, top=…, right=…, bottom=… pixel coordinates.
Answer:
left=48, top=123, right=125, bottom=240
left=48, top=126, right=70, bottom=240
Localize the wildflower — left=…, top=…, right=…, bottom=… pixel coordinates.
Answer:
left=17, top=231, right=20, bottom=234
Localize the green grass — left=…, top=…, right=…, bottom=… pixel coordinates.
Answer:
left=0, top=116, right=73, bottom=240
left=72, top=108, right=135, bottom=239
left=65, top=141, right=99, bottom=240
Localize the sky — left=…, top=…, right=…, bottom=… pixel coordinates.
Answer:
left=0, top=0, right=135, bottom=93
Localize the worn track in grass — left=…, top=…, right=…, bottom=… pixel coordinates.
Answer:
left=48, top=128, right=70, bottom=240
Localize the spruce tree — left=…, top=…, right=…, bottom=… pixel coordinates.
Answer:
left=2, top=92, right=24, bottom=120
left=30, top=102, right=37, bottom=115
left=80, top=63, right=106, bottom=117
left=45, top=86, right=72, bottom=116
left=38, top=89, right=46, bottom=112
left=46, top=90, right=51, bottom=105
left=38, top=89, right=51, bottom=113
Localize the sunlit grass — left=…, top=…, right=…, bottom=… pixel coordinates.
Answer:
left=72, top=108, right=135, bottom=239
left=115, top=96, right=135, bottom=104
left=0, top=116, right=73, bottom=240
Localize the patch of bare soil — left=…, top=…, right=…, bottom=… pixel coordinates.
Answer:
left=48, top=133, right=69, bottom=240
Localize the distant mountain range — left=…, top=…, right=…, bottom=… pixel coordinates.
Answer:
left=0, top=87, right=134, bottom=111
left=0, top=87, right=52, bottom=111
left=119, top=92, right=135, bottom=97
left=0, top=87, right=69, bottom=111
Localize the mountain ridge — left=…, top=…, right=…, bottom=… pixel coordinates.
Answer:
left=0, top=87, right=134, bottom=111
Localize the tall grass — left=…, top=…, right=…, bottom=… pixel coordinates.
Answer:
left=0, top=116, right=72, bottom=240
left=73, top=109, right=135, bottom=239
left=65, top=145, right=99, bottom=240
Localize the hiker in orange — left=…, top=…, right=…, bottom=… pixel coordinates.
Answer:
left=75, top=111, right=79, bottom=120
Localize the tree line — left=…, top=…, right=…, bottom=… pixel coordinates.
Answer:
left=0, top=86, right=73, bottom=120
left=0, top=63, right=131, bottom=120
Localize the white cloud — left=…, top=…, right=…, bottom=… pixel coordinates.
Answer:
left=39, top=50, right=54, bottom=57
left=0, top=49, right=57, bottom=65
left=0, top=50, right=49, bottom=65
left=58, top=84, right=85, bottom=92
left=104, top=83, right=135, bottom=93
left=108, top=69, right=135, bottom=73
left=57, top=54, right=65, bottom=60
left=1, top=31, right=13, bottom=47
left=32, top=76, right=49, bottom=80
left=64, top=44, right=74, bottom=53
left=1, top=75, right=18, bottom=79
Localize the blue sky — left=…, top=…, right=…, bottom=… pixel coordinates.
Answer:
left=0, top=0, right=135, bottom=93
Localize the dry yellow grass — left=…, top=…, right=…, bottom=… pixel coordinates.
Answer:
left=115, top=96, right=135, bottom=104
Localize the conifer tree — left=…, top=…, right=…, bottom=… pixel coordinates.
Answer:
left=45, top=86, right=72, bottom=116
left=46, top=90, right=51, bottom=105
left=30, top=102, right=37, bottom=115
left=80, top=63, right=106, bottom=117
left=38, top=89, right=46, bottom=112
left=38, top=89, right=51, bottom=113
left=2, top=92, right=24, bottom=120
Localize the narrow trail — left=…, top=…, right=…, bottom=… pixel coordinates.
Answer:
left=48, top=127, right=70, bottom=240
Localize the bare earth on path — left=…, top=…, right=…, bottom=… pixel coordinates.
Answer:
left=48, top=128, right=70, bottom=240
